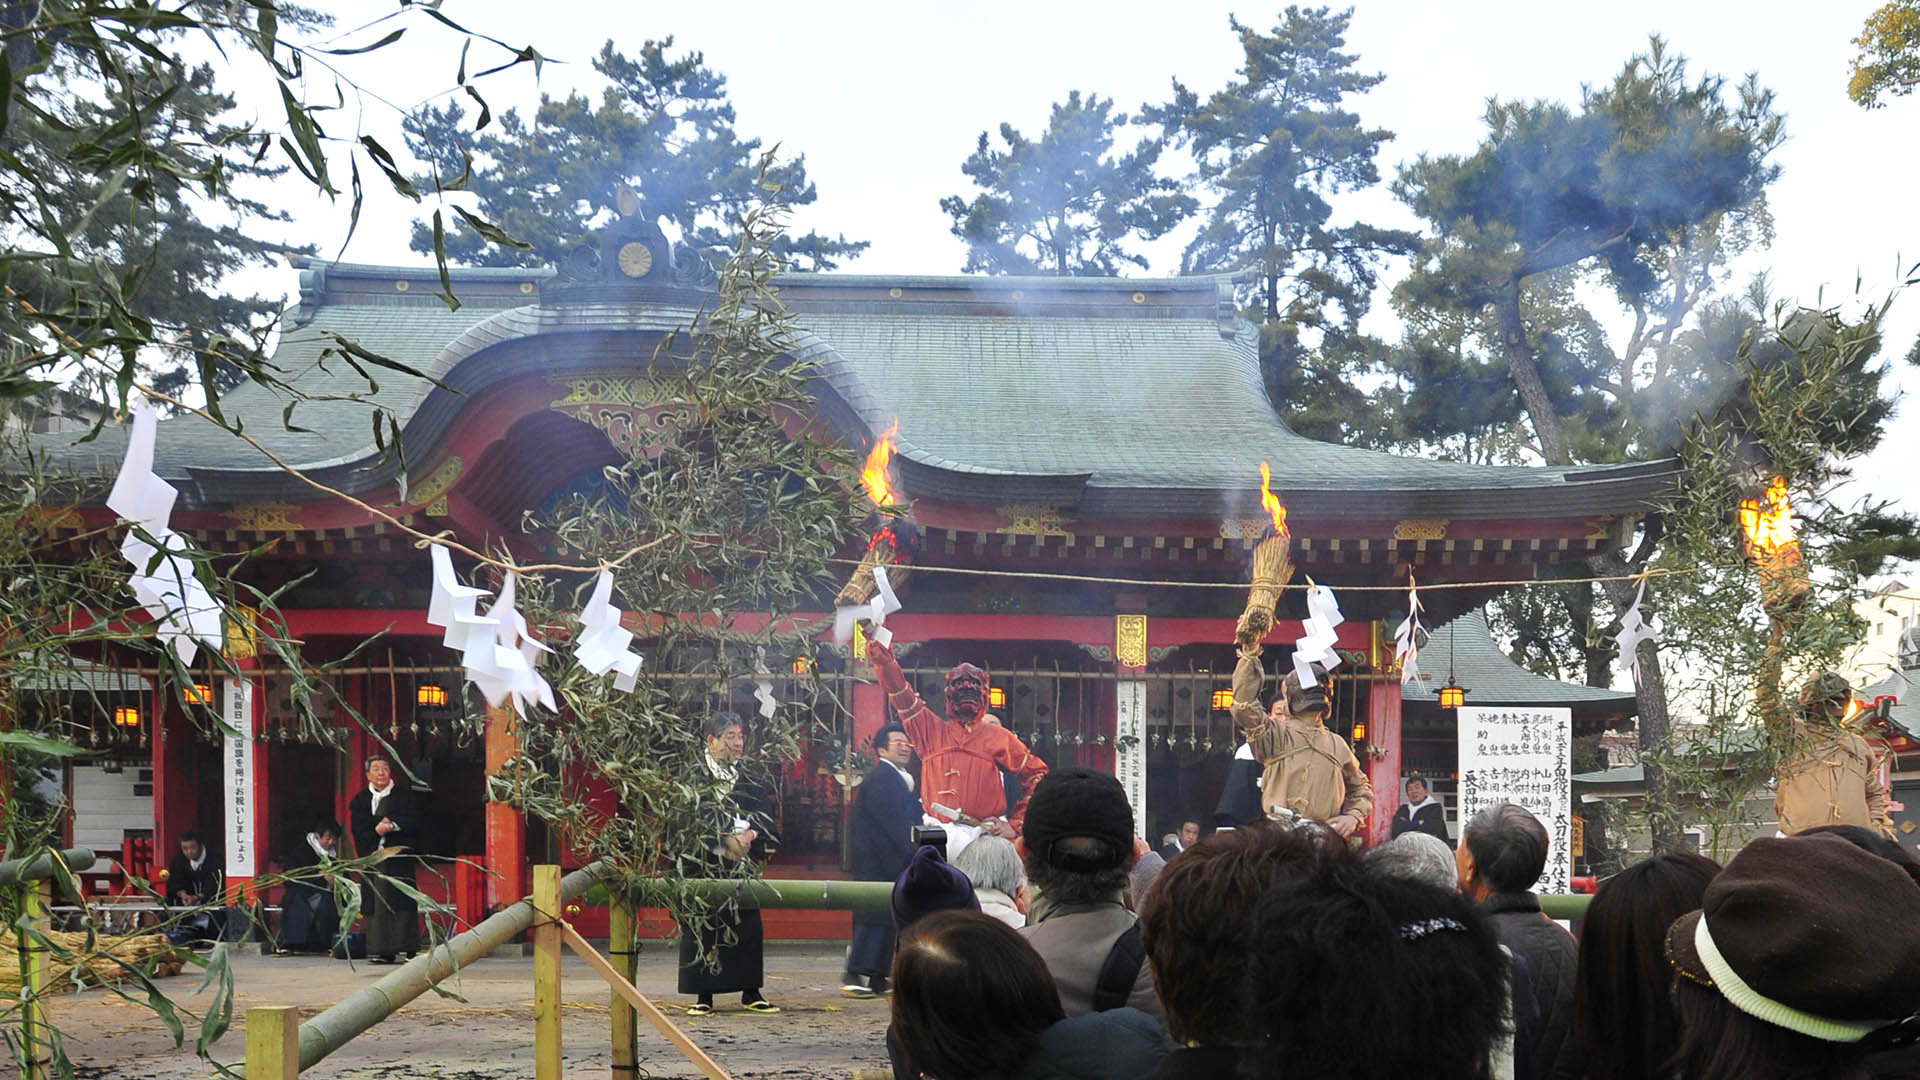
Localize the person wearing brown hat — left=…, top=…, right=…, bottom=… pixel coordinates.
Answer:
left=1666, top=833, right=1920, bottom=1080
left=1228, top=637, right=1372, bottom=839
left=1769, top=671, right=1894, bottom=837
left=1016, top=766, right=1163, bottom=1020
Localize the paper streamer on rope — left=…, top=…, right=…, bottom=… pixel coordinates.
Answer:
left=427, top=543, right=495, bottom=653
left=833, top=564, right=905, bottom=647
left=1292, top=581, right=1344, bottom=688
left=1615, top=580, right=1663, bottom=687
left=466, top=573, right=555, bottom=717
left=1394, top=578, right=1426, bottom=685
left=107, top=396, right=224, bottom=665
left=424, top=548, right=554, bottom=715
left=753, top=648, right=777, bottom=719
left=573, top=569, right=642, bottom=692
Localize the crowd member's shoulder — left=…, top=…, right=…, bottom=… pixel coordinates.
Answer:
left=1020, top=1006, right=1175, bottom=1080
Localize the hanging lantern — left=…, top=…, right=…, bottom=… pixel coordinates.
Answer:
left=112, top=706, right=141, bottom=728
left=988, top=686, right=1007, bottom=709
left=1211, top=688, right=1234, bottom=711
left=416, top=683, right=450, bottom=707
left=1350, top=720, right=1368, bottom=743
left=790, top=655, right=813, bottom=676
left=1437, top=678, right=1468, bottom=710
left=182, top=683, right=212, bottom=706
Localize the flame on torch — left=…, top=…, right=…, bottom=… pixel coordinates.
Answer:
left=1738, top=476, right=1797, bottom=556
left=1258, top=462, right=1289, bottom=538
left=1740, top=475, right=1810, bottom=616
left=860, top=421, right=900, bottom=508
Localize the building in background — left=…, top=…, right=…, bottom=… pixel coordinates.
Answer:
left=1841, top=580, right=1920, bottom=688
left=26, top=249, right=1670, bottom=936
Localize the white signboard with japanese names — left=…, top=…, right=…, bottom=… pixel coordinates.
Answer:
left=1456, top=706, right=1573, bottom=894
left=222, top=679, right=256, bottom=879
left=1114, top=681, right=1148, bottom=834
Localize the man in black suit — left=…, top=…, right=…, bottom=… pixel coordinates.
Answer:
left=348, top=754, right=420, bottom=963
left=842, top=723, right=921, bottom=998
left=276, top=820, right=343, bottom=954
left=164, top=830, right=226, bottom=942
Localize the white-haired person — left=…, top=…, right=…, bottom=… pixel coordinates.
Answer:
left=952, top=833, right=1029, bottom=929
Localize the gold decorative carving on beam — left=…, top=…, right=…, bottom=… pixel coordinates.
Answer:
left=548, top=376, right=665, bottom=407
left=409, top=456, right=464, bottom=517
left=995, top=504, right=1073, bottom=538
left=22, top=507, right=82, bottom=535
left=229, top=501, right=300, bottom=532
left=1115, top=614, right=1149, bottom=669
left=1219, top=518, right=1271, bottom=541
left=548, top=375, right=687, bottom=459
left=1391, top=519, right=1449, bottom=541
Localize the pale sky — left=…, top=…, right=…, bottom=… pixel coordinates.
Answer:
left=265, top=0, right=1920, bottom=527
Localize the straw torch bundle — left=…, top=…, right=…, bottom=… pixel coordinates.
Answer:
left=1238, top=462, right=1295, bottom=644
left=1738, top=476, right=1810, bottom=617
left=837, top=422, right=917, bottom=606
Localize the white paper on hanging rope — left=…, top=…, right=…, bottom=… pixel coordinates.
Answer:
left=1456, top=706, right=1574, bottom=894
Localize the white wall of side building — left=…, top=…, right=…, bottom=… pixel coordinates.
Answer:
left=69, top=763, right=154, bottom=856
left=1843, top=582, right=1920, bottom=689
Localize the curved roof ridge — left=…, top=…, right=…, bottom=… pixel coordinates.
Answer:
left=1404, top=610, right=1636, bottom=708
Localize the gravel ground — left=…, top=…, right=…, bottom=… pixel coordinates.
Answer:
left=50, top=942, right=890, bottom=1079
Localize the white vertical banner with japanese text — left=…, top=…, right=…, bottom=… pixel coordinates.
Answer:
left=1457, top=706, right=1573, bottom=894
left=222, top=679, right=256, bottom=878
left=1114, top=681, right=1148, bottom=834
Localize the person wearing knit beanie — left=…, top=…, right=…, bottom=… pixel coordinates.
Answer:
left=1016, top=767, right=1164, bottom=1020
left=892, top=844, right=980, bottom=935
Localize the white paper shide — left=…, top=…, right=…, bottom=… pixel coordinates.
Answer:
left=573, top=569, right=643, bottom=692
left=108, top=397, right=224, bottom=664
left=1292, top=582, right=1344, bottom=687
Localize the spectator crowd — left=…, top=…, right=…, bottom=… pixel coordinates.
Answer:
left=864, top=765, right=1920, bottom=1080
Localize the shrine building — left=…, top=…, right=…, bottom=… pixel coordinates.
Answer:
left=32, top=244, right=1672, bottom=935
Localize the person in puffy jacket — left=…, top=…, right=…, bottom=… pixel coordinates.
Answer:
left=890, top=909, right=1172, bottom=1080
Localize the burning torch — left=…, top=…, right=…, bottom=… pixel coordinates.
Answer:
left=1738, top=476, right=1810, bottom=618
left=1237, top=462, right=1295, bottom=646
left=834, top=422, right=921, bottom=644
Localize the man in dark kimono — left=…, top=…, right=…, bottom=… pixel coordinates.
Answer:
left=164, top=830, right=226, bottom=942
left=276, top=820, right=343, bottom=954
left=680, top=711, right=781, bottom=1015
left=842, top=723, right=921, bottom=997
left=348, top=754, right=420, bottom=964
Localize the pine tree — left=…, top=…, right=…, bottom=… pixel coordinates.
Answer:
left=1145, top=6, right=1416, bottom=436
left=405, top=39, right=866, bottom=272
left=937, top=91, right=1194, bottom=275
left=4, top=49, right=314, bottom=397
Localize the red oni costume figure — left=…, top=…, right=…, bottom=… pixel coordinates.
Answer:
left=865, top=640, right=1049, bottom=836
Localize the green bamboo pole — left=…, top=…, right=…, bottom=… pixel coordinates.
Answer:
left=19, top=879, right=50, bottom=1080
left=0, top=849, right=95, bottom=887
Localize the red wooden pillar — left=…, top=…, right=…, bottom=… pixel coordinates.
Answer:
left=150, top=695, right=185, bottom=870
left=1365, top=676, right=1403, bottom=847
left=850, top=680, right=887, bottom=760
left=483, top=703, right=527, bottom=909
